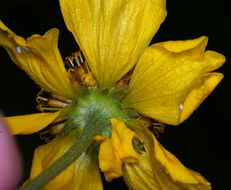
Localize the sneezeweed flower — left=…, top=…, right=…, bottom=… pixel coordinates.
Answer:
left=0, top=0, right=225, bottom=189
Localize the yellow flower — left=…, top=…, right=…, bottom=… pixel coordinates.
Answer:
left=0, top=0, right=225, bottom=189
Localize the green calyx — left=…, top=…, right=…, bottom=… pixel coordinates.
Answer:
left=62, top=86, right=136, bottom=137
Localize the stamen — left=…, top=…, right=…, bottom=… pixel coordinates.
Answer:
left=68, top=58, right=75, bottom=67
left=36, top=89, right=73, bottom=113
left=38, top=116, right=67, bottom=142
left=47, top=99, right=70, bottom=108
left=49, top=122, right=66, bottom=136
left=39, top=130, right=49, bottom=140
left=70, top=79, right=82, bottom=93
left=138, top=116, right=166, bottom=138
left=116, top=70, right=132, bottom=90
left=36, top=96, right=48, bottom=102
left=36, top=89, right=50, bottom=100
left=69, top=66, right=86, bottom=82
left=151, top=122, right=166, bottom=138
left=50, top=93, right=73, bottom=104
left=139, top=117, right=153, bottom=128
left=76, top=51, right=84, bottom=65
left=39, top=130, right=54, bottom=143
left=65, top=51, right=85, bottom=68
left=65, top=51, right=95, bottom=91
left=51, top=115, right=68, bottom=124
left=37, top=105, right=61, bottom=112
left=81, top=72, right=96, bottom=87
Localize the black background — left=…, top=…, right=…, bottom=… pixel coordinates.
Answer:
left=0, top=0, right=230, bottom=189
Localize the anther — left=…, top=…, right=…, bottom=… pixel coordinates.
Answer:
left=37, top=105, right=61, bottom=112
left=139, top=117, right=153, bottom=128
left=151, top=122, right=166, bottom=138
left=49, top=122, right=66, bottom=136
left=68, top=58, right=75, bottom=67
left=116, top=72, right=132, bottom=90
left=70, top=66, right=86, bottom=81
left=39, top=130, right=54, bottom=143
left=51, top=115, right=67, bottom=124
left=50, top=93, right=73, bottom=104
left=65, top=51, right=85, bottom=68
left=47, top=99, right=70, bottom=108
left=70, top=79, right=82, bottom=93
left=36, top=96, right=48, bottom=103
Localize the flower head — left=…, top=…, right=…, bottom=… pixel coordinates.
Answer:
left=0, top=0, right=225, bottom=189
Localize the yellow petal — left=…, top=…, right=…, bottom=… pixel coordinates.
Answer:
left=151, top=133, right=211, bottom=189
left=180, top=72, right=223, bottom=123
left=123, top=37, right=225, bottom=125
left=123, top=151, right=159, bottom=190
left=3, top=112, right=61, bottom=135
left=64, top=152, right=103, bottom=190
left=95, top=136, right=123, bottom=182
left=28, top=134, right=103, bottom=190
left=0, top=20, right=75, bottom=99
left=110, top=119, right=138, bottom=163
left=152, top=135, right=201, bottom=184
left=59, top=0, right=167, bottom=89
left=154, top=36, right=208, bottom=53
left=125, top=122, right=211, bottom=189
left=95, top=119, right=138, bottom=182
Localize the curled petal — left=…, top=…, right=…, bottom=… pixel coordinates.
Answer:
left=123, top=37, right=225, bottom=125
left=94, top=136, right=123, bottom=182
left=94, top=119, right=138, bottom=182
left=152, top=135, right=204, bottom=184
left=154, top=36, right=208, bottom=53
left=123, top=122, right=211, bottom=190
left=28, top=134, right=103, bottom=190
left=0, top=20, right=75, bottom=99
left=110, top=119, right=138, bottom=163
left=4, top=112, right=61, bottom=135
left=180, top=72, right=223, bottom=123
left=59, top=0, right=167, bottom=88
left=150, top=132, right=211, bottom=189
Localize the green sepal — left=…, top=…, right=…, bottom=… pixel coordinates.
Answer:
left=110, top=86, right=130, bottom=100
left=81, top=81, right=90, bottom=96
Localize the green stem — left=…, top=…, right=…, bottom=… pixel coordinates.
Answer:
left=23, top=120, right=106, bottom=190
